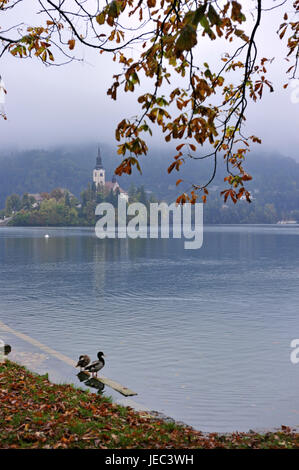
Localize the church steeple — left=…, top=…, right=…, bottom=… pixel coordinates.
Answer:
left=95, top=147, right=103, bottom=170
left=93, top=147, right=105, bottom=187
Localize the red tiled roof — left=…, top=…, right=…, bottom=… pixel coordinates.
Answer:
left=105, top=181, right=127, bottom=194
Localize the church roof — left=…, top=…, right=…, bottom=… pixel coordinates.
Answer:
left=28, top=193, right=43, bottom=202
left=95, top=147, right=103, bottom=170
left=105, top=181, right=128, bottom=194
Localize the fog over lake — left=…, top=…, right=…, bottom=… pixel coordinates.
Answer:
left=0, top=1, right=298, bottom=159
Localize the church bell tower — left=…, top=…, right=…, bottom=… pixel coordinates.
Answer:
left=93, top=147, right=105, bottom=187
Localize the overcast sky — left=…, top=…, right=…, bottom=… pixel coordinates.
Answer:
left=0, top=0, right=298, bottom=160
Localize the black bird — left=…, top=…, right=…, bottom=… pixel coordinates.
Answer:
left=76, top=354, right=90, bottom=371
left=84, top=351, right=105, bottom=378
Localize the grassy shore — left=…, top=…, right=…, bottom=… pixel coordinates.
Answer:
left=0, top=360, right=298, bottom=449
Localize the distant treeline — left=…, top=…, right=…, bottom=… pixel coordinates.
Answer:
left=0, top=144, right=299, bottom=224
left=1, top=184, right=156, bottom=227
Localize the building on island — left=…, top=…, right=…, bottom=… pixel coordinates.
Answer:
left=92, top=148, right=128, bottom=202
left=28, top=189, right=75, bottom=207
left=93, top=149, right=105, bottom=187
left=28, top=193, right=44, bottom=207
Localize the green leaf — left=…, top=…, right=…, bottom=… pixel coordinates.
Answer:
left=199, top=14, right=210, bottom=32
left=175, top=24, right=197, bottom=54
left=193, top=5, right=207, bottom=26
left=131, top=72, right=140, bottom=85
left=108, top=1, right=118, bottom=18
left=207, top=5, right=221, bottom=26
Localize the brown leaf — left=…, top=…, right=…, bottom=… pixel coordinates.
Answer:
left=68, top=39, right=75, bottom=50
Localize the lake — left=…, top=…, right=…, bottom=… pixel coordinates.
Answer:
left=0, top=225, right=299, bottom=432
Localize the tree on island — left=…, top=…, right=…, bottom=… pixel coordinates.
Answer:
left=0, top=0, right=298, bottom=204
left=21, top=193, right=35, bottom=211
left=50, top=188, right=65, bottom=201
left=5, top=193, right=21, bottom=215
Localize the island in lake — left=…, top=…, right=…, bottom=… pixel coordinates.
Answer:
left=0, top=148, right=156, bottom=227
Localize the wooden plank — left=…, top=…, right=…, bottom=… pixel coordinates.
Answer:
left=87, top=376, right=137, bottom=397
left=0, top=320, right=138, bottom=397
left=0, top=320, right=76, bottom=367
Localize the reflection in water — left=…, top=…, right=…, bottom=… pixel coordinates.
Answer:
left=0, top=225, right=299, bottom=431
left=77, top=370, right=90, bottom=382
left=76, top=371, right=105, bottom=393
left=84, top=377, right=105, bottom=393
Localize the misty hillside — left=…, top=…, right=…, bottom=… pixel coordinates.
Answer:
left=0, top=144, right=299, bottom=221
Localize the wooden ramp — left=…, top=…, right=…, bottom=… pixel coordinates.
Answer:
left=98, top=377, right=137, bottom=397
left=0, top=320, right=137, bottom=397
left=81, top=373, right=137, bottom=397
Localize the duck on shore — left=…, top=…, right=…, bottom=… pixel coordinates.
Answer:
left=84, top=351, right=105, bottom=378
left=76, top=354, right=90, bottom=371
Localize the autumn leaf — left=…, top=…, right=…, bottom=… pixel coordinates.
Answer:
left=2, top=0, right=298, bottom=204
left=68, top=39, right=75, bottom=50
left=175, top=24, right=197, bottom=56
left=96, top=12, right=106, bottom=25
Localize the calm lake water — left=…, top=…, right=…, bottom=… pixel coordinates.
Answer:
left=0, top=225, right=299, bottom=432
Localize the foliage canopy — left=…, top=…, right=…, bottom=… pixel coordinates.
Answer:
left=0, top=0, right=298, bottom=203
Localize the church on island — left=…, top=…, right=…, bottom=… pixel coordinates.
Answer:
left=93, top=148, right=128, bottom=202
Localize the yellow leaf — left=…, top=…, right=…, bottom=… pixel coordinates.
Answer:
left=96, top=12, right=106, bottom=25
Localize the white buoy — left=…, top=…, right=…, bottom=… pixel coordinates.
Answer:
left=44, top=234, right=49, bottom=238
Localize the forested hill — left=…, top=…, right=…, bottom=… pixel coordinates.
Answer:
left=0, top=145, right=97, bottom=207
left=0, top=144, right=299, bottom=223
